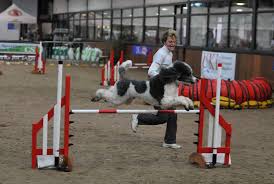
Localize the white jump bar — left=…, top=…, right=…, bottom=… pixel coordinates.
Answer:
left=70, top=109, right=200, bottom=114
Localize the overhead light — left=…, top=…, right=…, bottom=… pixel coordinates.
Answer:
left=236, top=3, right=245, bottom=6
left=183, top=7, right=188, bottom=10
left=236, top=9, right=243, bottom=12
left=161, top=8, right=168, bottom=11
left=195, top=3, right=202, bottom=7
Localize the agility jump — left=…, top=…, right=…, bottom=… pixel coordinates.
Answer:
left=32, top=42, right=46, bottom=74
left=32, top=61, right=232, bottom=171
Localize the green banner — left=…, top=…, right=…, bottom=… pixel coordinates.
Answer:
left=0, top=42, right=39, bottom=54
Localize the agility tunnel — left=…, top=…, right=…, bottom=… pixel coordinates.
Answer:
left=179, top=77, right=273, bottom=109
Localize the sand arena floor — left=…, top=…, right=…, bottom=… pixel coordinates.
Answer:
left=0, top=63, right=273, bottom=184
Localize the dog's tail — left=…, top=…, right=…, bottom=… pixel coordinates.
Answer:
left=118, top=60, right=132, bottom=80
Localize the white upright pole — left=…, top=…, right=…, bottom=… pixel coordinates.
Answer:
left=212, top=63, right=222, bottom=165
left=53, top=61, right=63, bottom=164
left=107, top=61, right=110, bottom=81
left=116, top=62, right=120, bottom=81
left=37, top=42, right=43, bottom=71
left=104, top=64, right=108, bottom=86
left=42, top=114, right=48, bottom=156
left=207, top=114, right=214, bottom=147
left=114, top=65, right=117, bottom=82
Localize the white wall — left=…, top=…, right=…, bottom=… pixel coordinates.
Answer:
left=0, top=22, right=20, bottom=40
left=69, top=0, right=86, bottom=12
left=88, top=0, right=110, bottom=10
left=53, top=0, right=67, bottom=14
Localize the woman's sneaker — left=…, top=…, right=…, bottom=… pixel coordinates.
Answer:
left=162, top=143, right=182, bottom=149
left=131, top=114, right=138, bottom=133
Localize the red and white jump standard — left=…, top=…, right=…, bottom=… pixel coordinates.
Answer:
left=32, top=62, right=232, bottom=171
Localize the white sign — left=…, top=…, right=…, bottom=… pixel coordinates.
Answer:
left=201, top=51, right=236, bottom=80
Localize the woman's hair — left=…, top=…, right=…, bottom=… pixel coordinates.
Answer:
left=161, top=29, right=177, bottom=44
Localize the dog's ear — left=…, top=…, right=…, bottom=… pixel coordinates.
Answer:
left=159, top=67, right=178, bottom=83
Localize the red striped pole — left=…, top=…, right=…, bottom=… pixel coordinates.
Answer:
left=110, top=50, right=115, bottom=85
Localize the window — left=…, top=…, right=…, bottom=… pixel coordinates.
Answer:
left=258, top=0, right=274, bottom=10
left=256, top=13, right=274, bottom=50
left=103, top=11, right=111, bottom=40
left=145, top=17, right=157, bottom=44
left=80, top=13, right=87, bottom=38
left=123, top=9, right=132, bottom=17
left=175, top=4, right=188, bottom=46
left=231, top=0, right=253, bottom=12
left=113, top=10, right=121, bottom=18
left=74, top=13, right=80, bottom=38
left=160, top=6, right=174, bottom=16
left=133, top=18, right=143, bottom=42
left=133, top=8, right=143, bottom=17
left=69, top=14, right=74, bottom=38
left=122, top=18, right=131, bottom=40
left=112, top=18, right=121, bottom=40
left=88, top=12, right=95, bottom=40
left=190, top=15, right=207, bottom=47
left=95, top=12, right=102, bottom=39
left=191, top=2, right=208, bottom=14
left=146, top=7, right=158, bottom=16
left=176, top=16, right=187, bottom=45
left=230, top=14, right=252, bottom=49
left=209, top=1, right=229, bottom=13
left=159, top=17, right=174, bottom=43
left=208, top=15, right=228, bottom=48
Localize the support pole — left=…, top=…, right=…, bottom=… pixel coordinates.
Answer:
left=53, top=61, right=63, bottom=166
left=212, top=63, right=222, bottom=165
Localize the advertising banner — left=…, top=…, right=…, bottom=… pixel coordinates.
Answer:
left=201, top=51, right=236, bottom=80
left=0, top=54, right=36, bottom=62
left=0, top=42, right=39, bottom=55
left=132, top=45, right=151, bottom=56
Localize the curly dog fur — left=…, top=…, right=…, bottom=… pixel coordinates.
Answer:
left=91, top=60, right=197, bottom=110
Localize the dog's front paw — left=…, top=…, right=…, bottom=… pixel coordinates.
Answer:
left=186, top=98, right=194, bottom=110
left=182, top=97, right=194, bottom=111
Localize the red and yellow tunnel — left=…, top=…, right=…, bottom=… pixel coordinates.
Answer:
left=179, top=77, right=273, bottom=109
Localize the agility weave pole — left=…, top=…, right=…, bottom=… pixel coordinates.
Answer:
left=32, top=62, right=232, bottom=171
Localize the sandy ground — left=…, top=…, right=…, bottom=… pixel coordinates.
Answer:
left=0, top=63, right=274, bottom=184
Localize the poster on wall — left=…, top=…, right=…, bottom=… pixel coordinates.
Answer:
left=201, top=51, right=236, bottom=80
left=132, top=45, right=151, bottom=56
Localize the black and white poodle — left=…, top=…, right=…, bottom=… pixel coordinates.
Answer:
left=91, top=60, right=197, bottom=110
